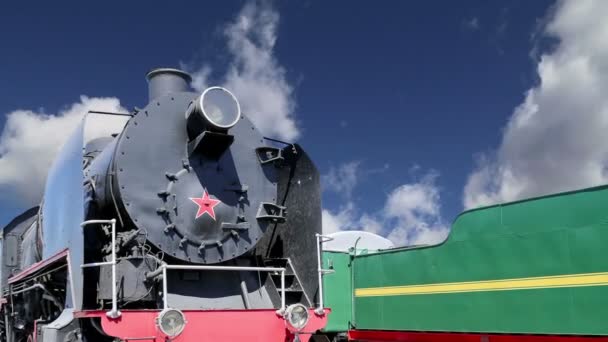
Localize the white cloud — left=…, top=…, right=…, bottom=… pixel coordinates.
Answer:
left=322, top=203, right=356, bottom=235
left=321, top=161, right=389, bottom=200
left=464, top=0, right=608, bottom=209
left=384, top=172, right=449, bottom=246
left=0, top=96, right=127, bottom=206
left=322, top=167, right=448, bottom=246
left=1, top=1, right=297, bottom=208
left=464, top=17, right=480, bottom=31
left=189, top=1, right=299, bottom=141
left=322, top=161, right=361, bottom=197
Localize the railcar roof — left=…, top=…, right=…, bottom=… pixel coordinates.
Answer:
left=0, top=206, right=39, bottom=233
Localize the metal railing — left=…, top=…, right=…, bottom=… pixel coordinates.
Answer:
left=79, top=221, right=324, bottom=318
left=81, top=219, right=120, bottom=318
left=315, top=233, right=335, bottom=315
left=159, top=264, right=287, bottom=314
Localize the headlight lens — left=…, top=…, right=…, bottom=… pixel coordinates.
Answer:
left=157, top=308, right=187, bottom=338
left=196, top=86, right=241, bottom=129
left=285, top=303, right=309, bottom=331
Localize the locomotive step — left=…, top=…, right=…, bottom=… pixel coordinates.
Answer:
left=263, top=258, right=295, bottom=276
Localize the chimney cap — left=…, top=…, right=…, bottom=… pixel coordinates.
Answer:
left=146, top=68, right=192, bottom=83
left=145, top=68, right=192, bottom=101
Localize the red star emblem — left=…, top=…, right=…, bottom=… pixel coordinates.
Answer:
left=189, top=191, right=221, bottom=220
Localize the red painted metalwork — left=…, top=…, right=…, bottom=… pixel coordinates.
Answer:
left=32, top=320, right=42, bottom=342
left=348, top=330, right=608, bottom=342
left=8, top=248, right=68, bottom=284
left=75, top=308, right=329, bottom=342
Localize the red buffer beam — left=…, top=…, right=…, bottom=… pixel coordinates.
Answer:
left=348, top=330, right=608, bottom=342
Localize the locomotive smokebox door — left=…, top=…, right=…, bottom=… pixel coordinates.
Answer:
left=113, top=90, right=279, bottom=264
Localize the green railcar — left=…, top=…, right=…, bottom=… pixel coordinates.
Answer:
left=321, top=231, right=393, bottom=338
left=323, top=184, right=608, bottom=340
left=323, top=251, right=353, bottom=333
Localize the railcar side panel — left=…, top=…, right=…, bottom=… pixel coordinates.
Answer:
left=352, top=185, right=608, bottom=335
left=322, top=251, right=352, bottom=333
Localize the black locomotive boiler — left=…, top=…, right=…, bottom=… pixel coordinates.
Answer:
left=0, top=68, right=329, bottom=342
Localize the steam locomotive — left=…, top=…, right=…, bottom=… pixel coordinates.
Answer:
left=0, top=68, right=329, bottom=341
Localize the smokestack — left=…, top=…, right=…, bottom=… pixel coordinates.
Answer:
left=146, top=68, right=192, bottom=102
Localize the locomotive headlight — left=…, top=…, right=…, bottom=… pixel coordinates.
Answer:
left=157, top=308, right=187, bottom=338
left=192, top=86, right=241, bottom=129
left=284, top=303, right=310, bottom=331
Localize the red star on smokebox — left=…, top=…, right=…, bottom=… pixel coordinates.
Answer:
left=189, top=191, right=221, bottom=220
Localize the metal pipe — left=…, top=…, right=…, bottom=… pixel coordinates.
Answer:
left=351, top=236, right=362, bottom=328
left=143, top=253, right=168, bottom=280
left=80, top=219, right=115, bottom=226
left=315, top=234, right=324, bottom=315
left=315, top=233, right=335, bottom=315
left=108, top=219, right=120, bottom=318
left=162, top=266, right=168, bottom=310
left=81, top=261, right=112, bottom=268
left=87, top=110, right=133, bottom=117
left=10, top=283, right=63, bottom=311
left=240, top=280, right=251, bottom=309
left=10, top=283, right=45, bottom=295
left=145, top=266, right=164, bottom=280
left=90, top=316, right=106, bottom=336
left=165, top=265, right=285, bottom=272
left=280, top=269, right=286, bottom=314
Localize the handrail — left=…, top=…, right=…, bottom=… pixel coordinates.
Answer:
left=159, top=264, right=287, bottom=314
left=315, top=233, right=335, bottom=315
left=79, top=221, right=316, bottom=318
left=81, top=219, right=120, bottom=319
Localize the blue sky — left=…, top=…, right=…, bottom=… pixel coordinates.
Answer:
left=4, top=0, right=606, bottom=245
